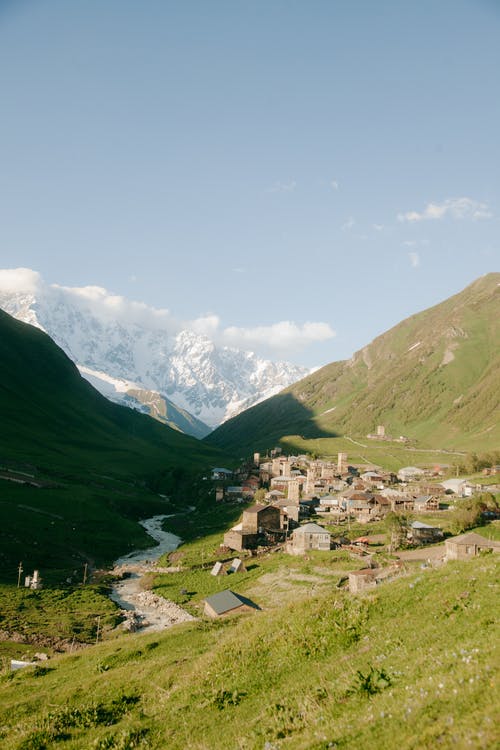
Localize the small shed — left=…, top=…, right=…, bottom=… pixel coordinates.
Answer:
left=203, top=590, right=260, bottom=618
left=445, top=532, right=500, bottom=561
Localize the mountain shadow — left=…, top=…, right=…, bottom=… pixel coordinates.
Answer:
left=205, top=391, right=338, bottom=455
left=207, top=273, right=500, bottom=456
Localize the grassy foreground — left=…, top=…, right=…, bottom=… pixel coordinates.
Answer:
left=0, top=553, right=498, bottom=750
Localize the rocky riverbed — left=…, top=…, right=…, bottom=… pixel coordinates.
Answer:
left=110, top=514, right=195, bottom=633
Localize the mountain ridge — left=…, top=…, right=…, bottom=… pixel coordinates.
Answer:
left=206, top=273, right=500, bottom=453
left=0, top=273, right=308, bottom=435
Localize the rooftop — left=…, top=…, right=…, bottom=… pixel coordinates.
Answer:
left=446, top=532, right=500, bottom=547
left=294, top=522, right=331, bottom=535
left=203, top=590, right=260, bottom=615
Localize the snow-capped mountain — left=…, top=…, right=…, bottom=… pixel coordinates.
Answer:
left=0, top=270, right=308, bottom=434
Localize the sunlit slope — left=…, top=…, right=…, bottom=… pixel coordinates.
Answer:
left=0, top=555, right=498, bottom=749
left=207, top=273, right=500, bottom=453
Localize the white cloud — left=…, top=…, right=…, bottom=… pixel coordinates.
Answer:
left=408, top=252, right=420, bottom=268
left=398, top=197, right=493, bottom=223
left=190, top=314, right=220, bottom=338
left=330, top=179, right=340, bottom=191
left=402, top=240, right=417, bottom=247
left=0, top=268, right=335, bottom=359
left=0, top=267, right=41, bottom=293
left=341, top=216, right=355, bottom=231
left=266, top=180, right=297, bottom=193
left=53, top=282, right=180, bottom=333
left=221, top=320, right=335, bottom=355
left=373, top=224, right=384, bottom=231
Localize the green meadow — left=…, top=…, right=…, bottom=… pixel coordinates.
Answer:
left=0, top=552, right=498, bottom=749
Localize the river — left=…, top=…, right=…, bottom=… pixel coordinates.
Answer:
left=110, top=514, right=196, bottom=633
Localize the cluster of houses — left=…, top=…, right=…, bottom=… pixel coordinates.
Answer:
left=211, top=451, right=482, bottom=538
left=202, top=449, right=500, bottom=612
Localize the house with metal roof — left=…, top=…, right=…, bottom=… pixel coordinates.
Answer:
left=287, top=522, right=332, bottom=555
left=408, top=520, right=443, bottom=544
left=203, top=590, right=260, bottom=618
left=445, top=532, right=500, bottom=561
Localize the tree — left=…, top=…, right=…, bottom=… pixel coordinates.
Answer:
left=385, top=512, right=409, bottom=552
left=448, top=493, right=498, bottom=535
left=253, top=488, right=267, bottom=504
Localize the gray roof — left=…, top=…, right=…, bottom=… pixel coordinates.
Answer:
left=244, top=503, right=273, bottom=513
left=446, top=532, right=500, bottom=547
left=203, top=590, right=259, bottom=615
left=411, top=521, right=440, bottom=530
left=294, top=522, right=331, bottom=535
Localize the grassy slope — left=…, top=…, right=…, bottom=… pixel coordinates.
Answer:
left=207, top=273, right=500, bottom=455
left=0, top=554, right=498, bottom=749
left=0, top=310, right=226, bottom=580
left=0, top=309, right=220, bottom=476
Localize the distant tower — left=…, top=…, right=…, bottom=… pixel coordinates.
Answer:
left=337, top=452, right=348, bottom=473
left=305, top=469, right=315, bottom=497
left=288, top=479, right=300, bottom=503
left=253, top=452, right=260, bottom=466
left=271, top=458, right=282, bottom=477
left=377, top=425, right=385, bottom=438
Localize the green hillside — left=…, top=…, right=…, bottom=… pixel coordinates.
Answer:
left=207, top=273, right=500, bottom=455
left=0, top=310, right=225, bottom=580
left=0, top=551, right=498, bottom=749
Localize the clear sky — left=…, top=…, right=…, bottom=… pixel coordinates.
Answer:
left=0, top=0, right=498, bottom=366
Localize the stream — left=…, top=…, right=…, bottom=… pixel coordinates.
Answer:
left=110, top=514, right=196, bottom=633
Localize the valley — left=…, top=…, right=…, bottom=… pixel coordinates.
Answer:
left=0, top=279, right=498, bottom=749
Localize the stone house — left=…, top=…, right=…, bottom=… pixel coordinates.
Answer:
left=241, top=504, right=281, bottom=533
left=287, top=523, right=331, bottom=555
left=223, top=504, right=281, bottom=551
left=445, top=532, right=500, bottom=561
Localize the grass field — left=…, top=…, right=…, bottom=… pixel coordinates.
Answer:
left=0, top=552, right=498, bottom=749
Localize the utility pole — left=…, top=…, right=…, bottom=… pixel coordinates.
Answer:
left=83, top=563, right=88, bottom=585
left=17, top=562, right=23, bottom=588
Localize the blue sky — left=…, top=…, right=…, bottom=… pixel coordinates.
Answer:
left=0, top=0, right=498, bottom=366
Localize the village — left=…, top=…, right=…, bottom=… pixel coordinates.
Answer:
left=196, top=437, right=500, bottom=618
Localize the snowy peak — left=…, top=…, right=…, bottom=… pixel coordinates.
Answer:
left=0, top=270, right=308, bottom=432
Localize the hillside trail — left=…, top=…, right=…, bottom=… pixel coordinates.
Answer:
left=110, top=513, right=195, bottom=633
